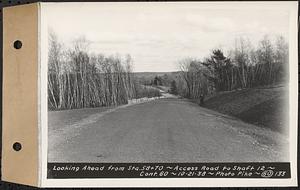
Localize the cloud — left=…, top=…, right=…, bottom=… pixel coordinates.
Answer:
left=46, top=3, right=291, bottom=72
left=185, top=14, right=236, bottom=33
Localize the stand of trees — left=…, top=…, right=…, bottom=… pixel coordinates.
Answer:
left=48, top=33, right=160, bottom=110
left=177, top=58, right=211, bottom=99
left=48, top=33, right=288, bottom=110
left=176, top=35, right=288, bottom=99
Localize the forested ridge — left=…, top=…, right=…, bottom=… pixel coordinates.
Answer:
left=173, top=35, right=288, bottom=101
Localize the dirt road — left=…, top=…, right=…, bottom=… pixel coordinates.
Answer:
left=48, top=98, right=288, bottom=162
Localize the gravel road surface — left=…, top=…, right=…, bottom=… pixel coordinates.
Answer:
left=48, top=98, right=288, bottom=162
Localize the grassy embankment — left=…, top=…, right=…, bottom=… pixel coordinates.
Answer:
left=203, top=85, right=288, bottom=134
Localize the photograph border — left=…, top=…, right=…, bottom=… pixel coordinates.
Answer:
left=38, top=1, right=298, bottom=188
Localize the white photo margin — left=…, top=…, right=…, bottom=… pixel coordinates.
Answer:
left=39, top=1, right=298, bottom=187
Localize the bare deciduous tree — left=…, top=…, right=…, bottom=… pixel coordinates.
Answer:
left=48, top=33, right=160, bottom=110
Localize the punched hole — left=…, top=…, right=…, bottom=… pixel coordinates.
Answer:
left=13, top=142, right=22, bottom=151
left=13, top=40, right=22, bottom=49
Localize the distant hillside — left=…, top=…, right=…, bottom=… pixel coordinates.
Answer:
left=203, top=85, right=289, bottom=134
left=133, top=71, right=180, bottom=78
left=133, top=71, right=181, bottom=86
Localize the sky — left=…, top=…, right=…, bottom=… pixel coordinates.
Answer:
left=43, top=2, right=292, bottom=72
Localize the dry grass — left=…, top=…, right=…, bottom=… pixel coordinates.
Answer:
left=203, top=85, right=288, bottom=134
